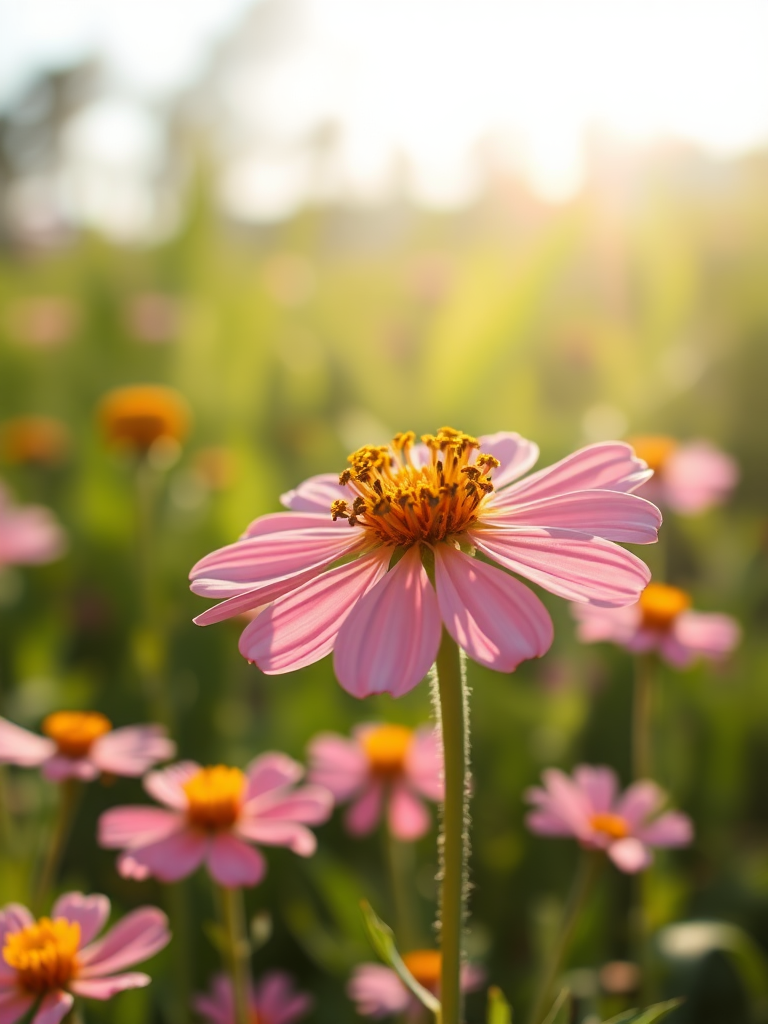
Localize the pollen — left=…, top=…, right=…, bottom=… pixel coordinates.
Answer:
left=361, top=725, right=413, bottom=776
left=627, top=435, right=678, bottom=476
left=639, top=583, right=691, bottom=631
left=42, top=711, right=112, bottom=759
left=590, top=813, right=630, bottom=840
left=98, top=384, right=190, bottom=453
left=3, top=917, right=80, bottom=992
left=331, top=426, right=499, bottom=546
left=402, top=950, right=442, bottom=992
left=183, top=765, right=246, bottom=830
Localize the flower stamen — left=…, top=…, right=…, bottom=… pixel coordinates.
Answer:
left=42, top=711, right=112, bottom=759
left=3, top=917, right=80, bottom=992
left=639, top=583, right=691, bottom=631
left=361, top=725, right=413, bottom=777
left=183, top=766, right=246, bottom=830
left=590, top=813, right=630, bottom=840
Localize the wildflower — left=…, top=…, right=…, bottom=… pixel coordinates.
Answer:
left=0, top=417, right=69, bottom=467
left=191, top=429, right=660, bottom=696
left=348, top=951, right=483, bottom=1019
left=0, top=484, right=66, bottom=567
left=194, top=971, right=311, bottom=1024
left=0, top=713, right=174, bottom=782
left=98, top=385, right=190, bottom=454
left=125, top=293, right=182, bottom=344
left=525, top=765, right=693, bottom=873
left=628, top=436, right=738, bottom=515
left=98, top=754, right=332, bottom=888
left=6, top=297, right=78, bottom=348
left=571, top=582, right=740, bottom=668
left=308, top=724, right=442, bottom=839
left=0, top=891, right=169, bottom=1024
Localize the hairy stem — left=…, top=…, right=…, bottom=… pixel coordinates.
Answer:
left=218, top=885, right=251, bottom=1024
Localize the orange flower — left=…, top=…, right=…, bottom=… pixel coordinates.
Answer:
left=98, top=385, right=190, bottom=453
left=1, top=417, right=70, bottom=466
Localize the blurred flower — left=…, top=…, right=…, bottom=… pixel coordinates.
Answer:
left=193, top=446, right=237, bottom=492
left=191, top=428, right=660, bottom=698
left=0, top=892, right=170, bottom=1024
left=308, top=724, right=442, bottom=840
left=348, top=951, right=483, bottom=1020
left=0, top=483, right=66, bottom=566
left=99, top=753, right=332, bottom=888
left=525, top=765, right=693, bottom=873
left=628, top=435, right=738, bottom=514
left=571, top=582, right=740, bottom=668
left=0, top=713, right=175, bottom=782
left=6, top=297, right=79, bottom=349
left=0, top=417, right=70, bottom=467
left=194, top=971, right=311, bottom=1024
left=262, top=254, right=316, bottom=306
left=98, top=385, right=190, bottom=455
left=125, top=292, right=183, bottom=344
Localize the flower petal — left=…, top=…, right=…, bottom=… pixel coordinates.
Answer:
left=572, top=766, right=618, bottom=815
left=0, top=991, right=34, bottom=1024
left=388, top=783, right=430, bottom=840
left=487, top=490, right=661, bottom=544
left=636, top=811, right=693, bottom=848
left=114, top=828, right=208, bottom=884
left=242, top=510, right=348, bottom=537
left=91, top=725, right=175, bottom=777
left=347, top=964, right=410, bottom=1017
left=41, top=756, right=98, bottom=782
left=78, top=907, right=170, bottom=976
left=70, top=974, right=151, bottom=999
left=344, top=781, right=384, bottom=836
left=244, top=753, right=304, bottom=800
left=477, top=431, right=540, bottom=488
left=608, top=837, right=653, bottom=873
left=280, top=473, right=351, bottom=512
left=307, top=733, right=368, bottom=801
left=235, top=819, right=317, bottom=857
left=615, top=780, right=665, bottom=828
left=31, top=991, right=72, bottom=1024
left=256, top=971, right=313, bottom=1024
left=404, top=727, right=443, bottom=802
left=247, top=786, right=333, bottom=826
left=673, top=612, right=741, bottom=661
left=207, top=833, right=266, bottom=887
left=51, top=893, right=110, bottom=946
left=143, top=762, right=200, bottom=809
left=98, top=807, right=183, bottom=850
left=0, top=718, right=54, bottom=767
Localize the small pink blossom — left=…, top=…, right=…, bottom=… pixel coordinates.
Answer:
left=525, top=765, right=693, bottom=873
left=0, top=483, right=66, bottom=567
left=571, top=582, right=740, bottom=669
left=193, top=971, right=311, bottom=1024
left=98, top=754, right=333, bottom=888
left=629, top=436, right=738, bottom=515
left=348, top=951, right=484, bottom=1020
left=0, top=712, right=175, bottom=782
left=0, top=892, right=170, bottom=1024
left=308, top=724, right=442, bottom=840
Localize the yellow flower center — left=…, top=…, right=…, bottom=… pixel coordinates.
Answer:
left=638, top=583, right=691, bottom=631
left=183, top=766, right=246, bottom=830
left=403, top=950, right=442, bottom=992
left=590, top=813, right=630, bottom=840
left=3, top=917, right=80, bottom=992
left=98, top=385, right=190, bottom=452
left=627, top=435, right=678, bottom=476
left=361, top=725, right=413, bottom=776
left=42, top=711, right=112, bottom=758
left=330, top=426, right=499, bottom=547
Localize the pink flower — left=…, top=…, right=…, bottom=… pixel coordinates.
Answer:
left=193, top=971, right=311, bottom=1024
left=348, top=951, right=484, bottom=1020
left=98, top=754, right=333, bottom=888
left=0, top=712, right=175, bottom=782
left=190, top=429, right=660, bottom=697
left=571, top=582, right=741, bottom=669
left=525, top=765, right=693, bottom=873
left=628, top=436, right=738, bottom=514
left=0, top=483, right=66, bottom=567
left=308, top=724, right=442, bottom=840
left=0, top=891, right=170, bottom=1024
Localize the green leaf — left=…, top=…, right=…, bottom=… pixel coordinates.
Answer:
left=487, top=985, right=513, bottom=1024
left=602, top=997, right=683, bottom=1024
left=359, top=900, right=441, bottom=1015
left=542, top=988, right=571, bottom=1024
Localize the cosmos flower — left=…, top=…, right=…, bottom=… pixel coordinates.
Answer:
left=0, top=892, right=169, bottom=1024
left=0, top=712, right=175, bottom=782
left=348, top=951, right=484, bottom=1020
left=571, top=582, right=740, bottom=668
left=191, top=429, right=660, bottom=697
left=308, top=724, right=442, bottom=840
left=628, top=436, right=738, bottom=515
left=0, top=483, right=66, bottom=567
left=98, top=753, right=333, bottom=888
left=193, top=971, right=312, bottom=1024
left=525, top=765, right=693, bottom=873
left=98, top=385, right=190, bottom=455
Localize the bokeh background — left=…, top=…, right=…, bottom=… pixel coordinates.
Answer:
left=1, top=2, right=768, bottom=1022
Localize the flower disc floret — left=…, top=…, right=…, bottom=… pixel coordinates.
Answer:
left=638, top=583, right=691, bottom=631
left=590, top=812, right=630, bottom=840
left=627, top=436, right=678, bottom=476
left=183, top=766, right=246, bottom=830
left=98, top=385, right=190, bottom=452
left=42, top=711, right=112, bottom=759
left=361, top=725, right=413, bottom=776
left=3, top=918, right=80, bottom=992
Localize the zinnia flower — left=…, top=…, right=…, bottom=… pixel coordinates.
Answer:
left=308, top=724, right=442, bottom=840
left=0, top=483, right=66, bottom=567
left=525, top=765, right=693, bottom=873
left=98, top=754, right=333, bottom=888
left=628, top=436, right=738, bottom=514
left=0, top=712, right=175, bottom=782
left=194, top=971, right=311, bottom=1024
left=348, top=951, right=483, bottom=1020
left=190, top=429, right=660, bottom=697
left=571, top=582, right=740, bottom=668
left=98, top=384, right=190, bottom=454
left=0, top=891, right=170, bottom=1024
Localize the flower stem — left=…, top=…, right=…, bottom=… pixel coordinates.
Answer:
left=433, top=630, right=469, bottom=1024
left=526, top=849, right=602, bottom=1024
left=384, top=829, right=418, bottom=951
left=35, top=779, right=81, bottom=912
left=632, top=653, right=655, bottom=781
left=218, top=885, right=251, bottom=1024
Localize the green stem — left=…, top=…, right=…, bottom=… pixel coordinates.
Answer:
left=632, top=654, right=655, bottom=781
left=434, top=631, right=469, bottom=1024
left=384, top=829, right=418, bottom=952
left=526, top=850, right=602, bottom=1024
left=35, top=779, right=81, bottom=912
left=63, top=999, right=85, bottom=1024
left=218, top=885, right=251, bottom=1024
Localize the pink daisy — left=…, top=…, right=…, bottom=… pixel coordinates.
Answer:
left=628, top=436, right=738, bottom=515
left=525, top=765, right=693, bottom=873
left=308, top=724, right=442, bottom=840
left=0, top=891, right=170, bottom=1024
left=193, top=971, right=312, bottom=1024
left=0, top=712, right=175, bottom=782
left=190, top=428, right=660, bottom=697
left=98, top=753, right=333, bottom=888
left=0, top=483, right=66, bottom=567
left=571, top=582, right=741, bottom=669
left=348, top=950, right=484, bottom=1020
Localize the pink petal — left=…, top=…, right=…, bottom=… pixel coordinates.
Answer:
left=347, top=964, right=410, bottom=1017
left=78, top=906, right=170, bottom=977
left=404, top=727, right=443, bottom=802
left=636, top=810, right=693, bottom=848
left=0, top=991, right=34, bottom=1024
left=0, top=905, right=34, bottom=942
left=247, top=786, right=333, bottom=826
left=242, top=511, right=348, bottom=537
left=70, top=974, right=150, bottom=999
left=235, top=819, right=317, bottom=857
left=608, top=837, right=653, bottom=873
left=469, top=526, right=651, bottom=606
left=476, top=431, right=540, bottom=488
left=0, top=505, right=66, bottom=567
left=527, top=769, right=593, bottom=840
left=280, top=473, right=351, bottom=512
left=0, top=718, right=54, bottom=766
left=434, top=546, right=553, bottom=671
left=662, top=443, right=739, bottom=514
left=191, top=564, right=331, bottom=623
left=307, top=733, right=369, bottom=801
left=114, top=828, right=208, bottom=883
left=51, top=893, right=110, bottom=946
left=525, top=809, right=579, bottom=837
left=143, top=762, right=201, bottom=809
left=615, top=781, right=665, bottom=828
left=570, top=602, right=641, bottom=646
left=42, top=756, right=98, bottom=782
left=673, top=611, right=741, bottom=661
left=572, top=765, right=618, bottom=815
left=344, top=781, right=384, bottom=836
left=487, top=490, right=661, bottom=544
left=657, top=633, right=696, bottom=669
left=206, top=833, right=266, bottom=887
left=256, top=971, right=313, bottom=1024
left=91, top=726, right=175, bottom=777
left=98, top=807, right=183, bottom=849
left=238, top=550, right=389, bottom=673
left=388, top=783, right=430, bottom=840
left=244, top=753, right=304, bottom=799
left=334, top=547, right=442, bottom=698
left=31, top=991, right=72, bottom=1024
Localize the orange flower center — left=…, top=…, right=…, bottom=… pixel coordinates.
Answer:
left=183, top=766, right=246, bottom=830
left=98, top=385, right=190, bottom=452
left=403, top=950, right=442, bottom=992
left=330, top=426, right=499, bottom=546
left=42, top=711, right=112, bottom=758
left=627, top=435, right=678, bottom=476
left=3, top=917, right=80, bottom=992
left=361, top=725, right=413, bottom=776
left=638, top=583, right=691, bottom=631
left=590, top=813, right=630, bottom=840
left=0, top=416, right=69, bottom=466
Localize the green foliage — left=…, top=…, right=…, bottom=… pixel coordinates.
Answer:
left=360, top=900, right=441, bottom=1014
left=603, top=998, right=683, bottom=1023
